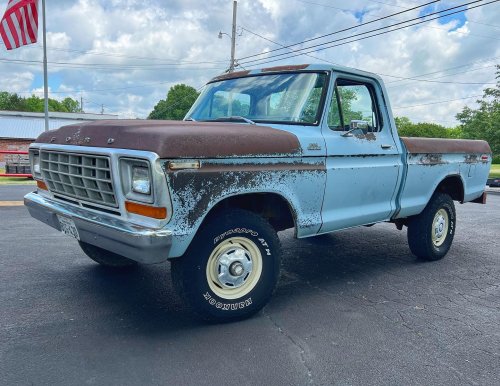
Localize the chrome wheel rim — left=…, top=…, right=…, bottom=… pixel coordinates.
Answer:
left=206, top=237, right=263, bottom=299
left=432, top=209, right=449, bottom=247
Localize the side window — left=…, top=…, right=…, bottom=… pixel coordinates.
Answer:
left=327, top=87, right=342, bottom=128
left=328, top=80, right=381, bottom=132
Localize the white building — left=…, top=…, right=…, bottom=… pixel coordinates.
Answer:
left=0, top=110, right=118, bottom=166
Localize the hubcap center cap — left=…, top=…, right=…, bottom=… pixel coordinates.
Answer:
left=435, top=216, right=445, bottom=238
left=230, top=262, right=245, bottom=277
left=214, top=246, right=254, bottom=289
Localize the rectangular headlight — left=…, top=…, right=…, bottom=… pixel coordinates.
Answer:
left=30, top=149, right=42, bottom=179
left=120, top=158, right=154, bottom=203
left=132, top=166, right=151, bottom=195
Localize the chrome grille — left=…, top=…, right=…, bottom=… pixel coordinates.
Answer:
left=40, top=151, right=117, bottom=207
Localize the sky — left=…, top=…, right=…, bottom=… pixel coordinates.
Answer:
left=0, top=0, right=499, bottom=125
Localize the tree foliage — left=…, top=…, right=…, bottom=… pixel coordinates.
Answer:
left=0, top=91, right=81, bottom=113
left=210, top=93, right=249, bottom=118
left=394, top=116, right=462, bottom=138
left=327, top=87, right=363, bottom=128
left=456, top=64, right=500, bottom=162
left=148, top=84, right=199, bottom=120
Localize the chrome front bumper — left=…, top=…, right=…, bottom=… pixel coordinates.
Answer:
left=24, top=192, right=172, bottom=264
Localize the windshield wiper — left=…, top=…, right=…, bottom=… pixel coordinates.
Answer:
left=211, top=116, right=256, bottom=125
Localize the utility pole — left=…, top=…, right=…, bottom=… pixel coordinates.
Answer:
left=218, top=1, right=238, bottom=72
left=80, top=95, right=84, bottom=113
left=229, top=1, right=237, bottom=72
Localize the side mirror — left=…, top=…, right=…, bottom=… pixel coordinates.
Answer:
left=341, top=120, right=370, bottom=137
left=349, top=120, right=369, bottom=129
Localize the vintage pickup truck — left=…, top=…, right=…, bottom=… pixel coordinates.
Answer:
left=25, top=64, right=492, bottom=321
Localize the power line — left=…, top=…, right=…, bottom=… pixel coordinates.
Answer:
left=240, top=26, right=342, bottom=66
left=239, top=0, right=441, bottom=62
left=361, top=0, right=500, bottom=29
left=239, top=26, right=496, bottom=115
left=239, top=0, right=499, bottom=67
left=382, top=76, right=495, bottom=86
left=239, top=0, right=491, bottom=66
left=4, top=68, right=226, bottom=96
left=385, top=64, right=498, bottom=89
left=42, top=47, right=229, bottom=65
left=0, top=57, right=222, bottom=71
left=392, top=94, right=484, bottom=109
left=240, top=25, right=497, bottom=86
left=294, top=0, right=500, bottom=40
left=0, top=41, right=229, bottom=65
left=384, top=56, right=500, bottom=84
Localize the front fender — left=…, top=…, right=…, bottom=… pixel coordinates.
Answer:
left=162, top=157, right=326, bottom=257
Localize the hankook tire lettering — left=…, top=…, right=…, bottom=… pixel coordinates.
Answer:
left=203, top=292, right=253, bottom=311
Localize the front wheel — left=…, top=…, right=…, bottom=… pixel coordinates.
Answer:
left=407, top=192, right=456, bottom=261
left=171, top=209, right=281, bottom=322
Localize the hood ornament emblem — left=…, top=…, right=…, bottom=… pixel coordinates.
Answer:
left=107, top=138, right=115, bottom=144
left=65, top=136, right=71, bottom=142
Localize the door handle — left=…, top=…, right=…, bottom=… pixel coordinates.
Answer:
left=381, top=144, right=393, bottom=149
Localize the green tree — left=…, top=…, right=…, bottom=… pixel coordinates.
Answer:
left=24, top=95, right=44, bottom=112
left=456, top=65, right=500, bottom=162
left=395, top=116, right=461, bottom=138
left=0, top=91, right=81, bottom=113
left=328, top=87, right=363, bottom=128
left=61, top=97, right=81, bottom=113
left=148, top=84, right=199, bottom=120
left=0, top=91, right=26, bottom=111
left=394, top=116, right=412, bottom=132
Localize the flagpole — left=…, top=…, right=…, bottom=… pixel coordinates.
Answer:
left=42, top=0, right=48, bottom=131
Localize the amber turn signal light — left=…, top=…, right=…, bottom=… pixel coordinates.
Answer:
left=37, top=180, right=48, bottom=190
left=125, top=201, right=167, bottom=219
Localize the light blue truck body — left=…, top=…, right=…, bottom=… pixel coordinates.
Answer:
left=25, top=64, right=492, bottom=263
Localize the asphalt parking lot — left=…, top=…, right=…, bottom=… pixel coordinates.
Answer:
left=1, top=185, right=499, bottom=386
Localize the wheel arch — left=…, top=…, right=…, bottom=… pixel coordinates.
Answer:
left=202, top=192, right=297, bottom=233
left=435, top=174, right=465, bottom=203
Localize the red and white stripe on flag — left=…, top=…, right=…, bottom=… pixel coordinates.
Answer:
left=0, top=0, right=39, bottom=50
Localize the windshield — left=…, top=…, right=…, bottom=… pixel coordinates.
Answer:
left=186, top=72, right=328, bottom=125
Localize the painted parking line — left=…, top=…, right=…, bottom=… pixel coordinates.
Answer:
left=0, top=201, right=24, bottom=206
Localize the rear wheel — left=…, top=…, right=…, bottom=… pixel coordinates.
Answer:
left=171, top=209, right=281, bottom=322
left=79, top=241, right=137, bottom=268
left=407, top=192, right=456, bottom=261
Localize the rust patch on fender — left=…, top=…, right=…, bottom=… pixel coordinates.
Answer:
left=197, top=162, right=326, bottom=173
left=464, top=154, right=479, bottom=164
left=167, top=161, right=325, bottom=228
left=402, top=137, right=491, bottom=154
left=418, top=153, right=446, bottom=165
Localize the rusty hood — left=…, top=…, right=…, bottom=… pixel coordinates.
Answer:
left=35, top=120, right=302, bottom=158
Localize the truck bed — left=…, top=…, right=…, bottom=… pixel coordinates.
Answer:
left=397, top=137, right=491, bottom=218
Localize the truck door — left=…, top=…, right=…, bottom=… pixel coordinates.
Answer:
left=320, top=76, right=401, bottom=232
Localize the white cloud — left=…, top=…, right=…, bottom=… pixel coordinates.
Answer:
left=0, top=71, right=35, bottom=92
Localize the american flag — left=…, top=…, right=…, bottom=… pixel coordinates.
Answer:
left=0, top=0, right=39, bottom=50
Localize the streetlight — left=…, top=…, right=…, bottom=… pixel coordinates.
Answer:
left=218, top=1, right=237, bottom=72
